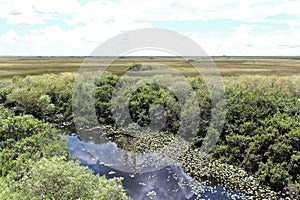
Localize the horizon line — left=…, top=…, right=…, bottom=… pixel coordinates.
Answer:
left=1, top=55, right=300, bottom=58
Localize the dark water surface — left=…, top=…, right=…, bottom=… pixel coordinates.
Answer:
left=67, top=135, right=247, bottom=200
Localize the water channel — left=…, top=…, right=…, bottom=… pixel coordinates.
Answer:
left=67, top=135, right=248, bottom=200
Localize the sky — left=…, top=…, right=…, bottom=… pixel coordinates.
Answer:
left=0, top=0, right=300, bottom=56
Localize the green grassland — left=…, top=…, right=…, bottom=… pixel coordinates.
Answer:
left=1, top=56, right=300, bottom=79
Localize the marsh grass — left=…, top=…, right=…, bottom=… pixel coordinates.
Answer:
left=1, top=56, right=300, bottom=79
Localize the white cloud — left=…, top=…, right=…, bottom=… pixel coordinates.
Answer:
left=208, top=31, right=220, bottom=36
left=188, top=22, right=300, bottom=56
left=0, top=0, right=300, bottom=55
left=0, top=30, right=20, bottom=44
left=0, top=0, right=81, bottom=25
left=19, top=19, right=152, bottom=56
left=62, top=18, right=78, bottom=26
left=2, top=0, right=299, bottom=25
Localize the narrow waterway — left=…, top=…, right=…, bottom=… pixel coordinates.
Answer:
left=67, top=135, right=248, bottom=200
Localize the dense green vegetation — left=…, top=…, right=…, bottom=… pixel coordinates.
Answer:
left=0, top=93, right=128, bottom=199
left=0, top=157, right=127, bottom=200
left=93, top=73, right=300, bottom=196
left=0, top=66, right=300, bottom=198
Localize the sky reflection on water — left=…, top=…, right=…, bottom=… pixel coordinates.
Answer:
left=67, top=135, right=247, bottom=200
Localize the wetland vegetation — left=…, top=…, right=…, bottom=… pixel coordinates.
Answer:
left=0, top=56, right=300, bottom=199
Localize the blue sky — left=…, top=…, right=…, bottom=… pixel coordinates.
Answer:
left=0, top=0, right=300, bottom=56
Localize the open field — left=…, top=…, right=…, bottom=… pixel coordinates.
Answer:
left=1, top=56, right=300, bottom=79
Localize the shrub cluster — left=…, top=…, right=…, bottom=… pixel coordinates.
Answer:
left=0, top=104, right=128, bottom=199
left=0, top=157, right=128, bottom=200
left=3, top=73, right=74, bottom=124
left=0, top=69, right=299, bottom=196
left=214, top=88, right=300, bottom=192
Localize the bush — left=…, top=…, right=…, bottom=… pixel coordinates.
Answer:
left=0, top=103, right=128, bottom=200
left=0, top=104, right=13, bottom=119
left=7, top=87, right=53, bottom=118
left=0, top=131, right=67, bottom=178
left=213, top=85, right=300, bottom=192
left=0, top=157, right=128, bottom=200
left=0, top=88, right=10, bottom=104
left=2, top=71, right=300, bottom=196
left=0, top=114, right=53, bottom=149
left=3, top=73, right=74, bottom=123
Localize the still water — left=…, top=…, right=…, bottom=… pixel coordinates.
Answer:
left=67, top=135, right=247, bottom=200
